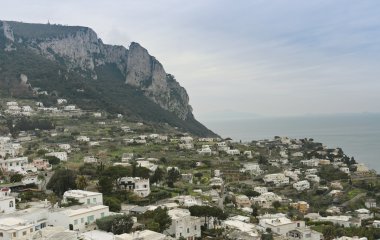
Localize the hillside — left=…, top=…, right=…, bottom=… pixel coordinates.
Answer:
left=0, top=20, right=216, bottom=137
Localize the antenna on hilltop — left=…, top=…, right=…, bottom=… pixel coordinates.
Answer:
left=47, top=20, right=50, bottom=25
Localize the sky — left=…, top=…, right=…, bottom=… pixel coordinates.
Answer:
left=1, top=0, right=380, bottom=121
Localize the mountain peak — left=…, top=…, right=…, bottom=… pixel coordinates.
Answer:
left=0, top=20, right=216, bottom=136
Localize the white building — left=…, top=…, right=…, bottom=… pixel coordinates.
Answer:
left=77, top=136, right=90, bottom=142
left=0, top=157, right=29, bottom=173
left=254, top=187, right=268, bottom=195
left=217, top=142, right=229, bottom=152
left=58, top=144, right=71, bottom=151
left=317, top=216, right=360, bottom=228
left=252, top=192, right=282, bottom=208
left=57, top=99, right=67, bottom=105
left=0, top=217, right=35, bottom=240
left=222, top=220, right=259, bottom=239
left=136, top=160, right=158, bottom=172
left=240, top=163, right=263, bottom=175
left=45, top=152, right=67, bottom=161
left=48, top=205, right=110, bottom=231
left=293, top=180, right=310, bottom=191
left=166, top=208, right=201, bottom=239
left=63, top=190, right=103, bottom=205
left=118, top=177, right=150, bottom=197
left=0, top=195, right=16, bottom=213
left=305, top=174, right=320, bottom=183
left=226, top=149, right=240, bottom=155
left=263, top=173, right=289, bottom=186
left=373, top=220, right=380, bottom=228
left=197, top=146, right=212, bottom=155
left=115, top=230, right=170, bottom=240
left=84, top=156, right=98, bottom=163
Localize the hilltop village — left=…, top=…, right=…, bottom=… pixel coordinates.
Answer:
left=0, top=98, right=380, bottom=240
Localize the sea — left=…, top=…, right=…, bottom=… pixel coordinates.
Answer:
left=203, top=113, right=380, bottom=172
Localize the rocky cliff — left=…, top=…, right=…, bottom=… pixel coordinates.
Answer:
left=2, top=21, right=192, bottom=120
left=0, top=20, right=215, bottom=136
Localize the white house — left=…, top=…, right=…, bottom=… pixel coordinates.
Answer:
left=0, top=157, right=29, bottom=173
left=0, top=217, right=35, bottom=240
left=136, top=160, right=158, bottom=172
left=48, top=205, right=110, bottom=231
left=118, top=177, right=151, bottom=197
left=77, top=136, right=90, bottom=142
left=227, top=149, right=240, bottom=155
left=293, top=180, right=310, bottom=191
left=254, top=187, right=268, bottom=195
left=305, top=174, right=320, bottom=183
left=84, top=156, right=98, bottom=163
left=63, top=190, right=103, bottom=205
left=197, top=145, right=212, bottom=155
left=222, top=220, right=259, bottom=239
left=166, top=208, right=201, bottom=239
left=252, top=192, right=282, bottom=208
left=0, top=196, right=16, bottom=214
left=305, top=169, right=318, bottom=175
left=57, top=99, right=67, bottom=105
left=64, top=105, right=76, bottom=111
left=263, top=173, right=289, bottom=186
left=373, top=220, right=380, bottom=228
left=259, top=214, right=322, bottom=239
left=45, top=152, right=67, bottom=161
left=115, top=230, right=169, bottom=240
left=216, top=142, right=229, bottom=152
left=317, top=216, right=360, bottom=228
left=58, top=144, right=71, bottom=150
left=240, top=163, right=263, bottom=175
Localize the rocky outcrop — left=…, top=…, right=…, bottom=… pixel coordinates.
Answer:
left=2, top=21, right=193, bottom=120
left=0, top=21, right=16, bottom=51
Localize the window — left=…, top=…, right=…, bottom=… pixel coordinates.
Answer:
left=30, top=228, right=33, bottom=233
left=74, top=220, right=78, bottom=225
left=23, top=231, right=27, bottom=236
left=13, top=233, right=16, bottom=237
left=194, top=225, right=197, bottom=230
left=93, top=198, right=96, bottom=203
left=87, top=199, right=90, bottom=204
left=9, top=201, right=14, bottom=208
left=87, top=215, right=95, bottom=223
left=101, top=213, right=105, bottom=218
left=0, top=232, right=3, bottom=237
left=187, top=228, right=189, bottom=233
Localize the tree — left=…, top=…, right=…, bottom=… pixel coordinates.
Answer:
left=104, top=196, right=121, bottom=212
left=189, top=205, right=227, bottom=228
left=46, top=169, right=77, bottom=196
left=97, top=176, right=113, bottom=195
left=150, top=167, right=164, bottom=184
left=244, top=189, right=260, bottom=198
left=96, top=215, right=133, bottom=234
left=10, top=173, right=23, bottom=183
left=272, top=201, right=281, bottom=210
left=167, top=168, right=180, bottom=188
left=139, top=207, right=172, bottom=233
left=46, top=156, right=60, bottom=165
left=75, top=175, right=88, bottom=190
left=251, top=204, right=259, bottom=217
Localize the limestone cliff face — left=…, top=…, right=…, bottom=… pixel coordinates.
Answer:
left=0, top=21, right=16, bottom=51
left=126, top=43, right=192, bottom=120
left=2, top=21, right=193, bottom=120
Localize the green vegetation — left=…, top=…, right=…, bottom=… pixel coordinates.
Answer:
left=96, top=215, right=134, bottom=234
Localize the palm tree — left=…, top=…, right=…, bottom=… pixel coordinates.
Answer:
left=75, top=175, right=88, bottom=190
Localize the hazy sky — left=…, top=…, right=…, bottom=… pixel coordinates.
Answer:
left=1, top=0, right=380, bottom=120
